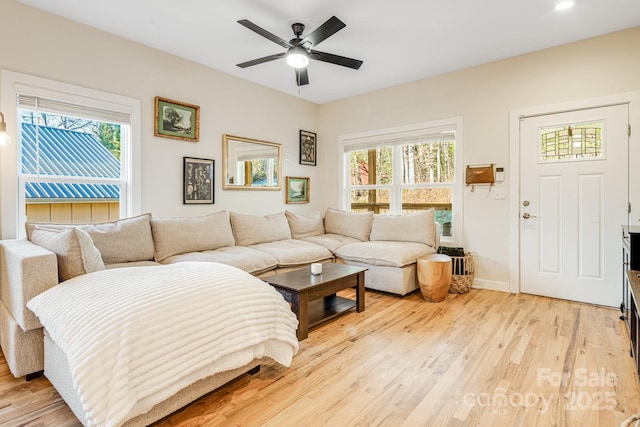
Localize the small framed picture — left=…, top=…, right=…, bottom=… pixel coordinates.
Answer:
left=299, top=130, right=317, bottom=166
left=184, top=157, right=214, bottom=204
left=286, top=176, right=310, bottom=204
left=155, top=97, right=200, bottom=142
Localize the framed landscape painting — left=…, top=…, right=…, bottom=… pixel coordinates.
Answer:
left=299, top=130, right=316, bottom=166
left=286, top=176, right=310, bottom=204
left=184, top=157, right=214, bottom=204
left=155, top=97, right=200, bottom=142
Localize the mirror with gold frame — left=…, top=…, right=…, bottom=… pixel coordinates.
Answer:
left=222, top=134, right=282, bottom=190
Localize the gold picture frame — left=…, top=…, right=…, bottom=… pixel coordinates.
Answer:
left=154, top=96, right=200, bottom=142
left=222, top=134, right=282, bottom=190
left=286, top=176, right=310, bottom=204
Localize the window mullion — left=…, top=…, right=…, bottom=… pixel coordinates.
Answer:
left=391, top=145, right=402, bottom=214
left=21, top=173, right=126, bottom=185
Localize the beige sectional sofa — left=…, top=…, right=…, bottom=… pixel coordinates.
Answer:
left=0, top=207, right=438, bottom=379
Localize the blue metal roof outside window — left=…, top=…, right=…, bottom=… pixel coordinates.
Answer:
left=21, top=123, right=120, bottom=200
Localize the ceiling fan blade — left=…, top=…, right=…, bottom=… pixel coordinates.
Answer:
left=310, top=50, right=363, bottom=70
left=238, top=19, right=291, bottom=49
left=237, top=52, right=286, bottom=68
left=295, top=67, right=309, bottom=86
left=301, top=16, right=346, bottom=47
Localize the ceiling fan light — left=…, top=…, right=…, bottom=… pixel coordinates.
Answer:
left=286, top=46, right=309, bottom=69
left=555, top=0, right=575, bottom=11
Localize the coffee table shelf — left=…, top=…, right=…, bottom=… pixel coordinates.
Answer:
left=308, top=295, right=356, bottom=328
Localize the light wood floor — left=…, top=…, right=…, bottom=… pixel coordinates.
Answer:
left=1, top=289, right=639, bottom=427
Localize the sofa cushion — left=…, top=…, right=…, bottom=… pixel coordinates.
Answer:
left=300, top=234, right=361, bottom=252
left=335, top=241, right=436, bottom=268
left=151, top=211, right=235, bottom=262
left=30, top=227, right=105, bottom=282
left=285, top=210, right=325, bottom=239
left=105, top=261, right=161, bottom=269
left=370, top=209, right=436, bottom=247
left=160, top=246, right=278, bottom=275
left=249, top=239, right=333, bottom=267
left=230, top=212, right=291, bottom=246
left=324, top=208, right=374, bottom=241
left=26, top=213, right=155, bottom=264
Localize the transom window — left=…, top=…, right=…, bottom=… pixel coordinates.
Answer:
left=539, top=121, right=603, bottom=162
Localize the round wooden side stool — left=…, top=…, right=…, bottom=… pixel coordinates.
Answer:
left=418, top=254, right=452, bottom=302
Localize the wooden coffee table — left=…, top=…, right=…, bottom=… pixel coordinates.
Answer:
left=266, top=263, right=366, bottom=340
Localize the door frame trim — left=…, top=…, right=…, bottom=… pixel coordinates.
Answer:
left=508, top=91, right=640, bottom=294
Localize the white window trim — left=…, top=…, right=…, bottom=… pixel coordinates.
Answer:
left=338, top=117, right=463, bottom=245
left=0, top=70, right=141, bottom=239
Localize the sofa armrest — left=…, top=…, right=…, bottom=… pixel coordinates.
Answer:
left=0, top=239, right=58, bottom=331
left=434, top=222, right=441, bottom=249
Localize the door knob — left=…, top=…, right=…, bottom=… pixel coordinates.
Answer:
left=522, top=212, right=537, bottom=219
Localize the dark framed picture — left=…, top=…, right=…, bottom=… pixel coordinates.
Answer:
left=183, top=157, right=214, bottom=204
left=286, top=176, right=310, bottom=204
left=155, top=97, right=200, bottom=142
left=299, top=130, right=317, bottom=166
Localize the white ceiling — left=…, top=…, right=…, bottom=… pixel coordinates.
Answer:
left=18, top=0, right=640, bottom=104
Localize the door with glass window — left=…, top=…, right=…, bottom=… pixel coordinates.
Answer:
left=519, top=104, right=628, bottom=306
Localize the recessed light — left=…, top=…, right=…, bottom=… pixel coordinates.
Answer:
left=555, top=1, right=575, bottom=11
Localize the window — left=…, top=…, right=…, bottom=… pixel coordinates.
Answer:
left=539, top=121, right=603, bottom=162
left=0, top=71, right=141, bottom=238
left=340, top=118, right=463, bottom=243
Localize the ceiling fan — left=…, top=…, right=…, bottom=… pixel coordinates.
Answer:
left=236, top=16, right=363, bottom=87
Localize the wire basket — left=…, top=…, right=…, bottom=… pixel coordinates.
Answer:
left=449, top=252, right=474, bottom=293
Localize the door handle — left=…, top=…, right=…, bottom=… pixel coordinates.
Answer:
left=522, top=212, right=538, bottom=219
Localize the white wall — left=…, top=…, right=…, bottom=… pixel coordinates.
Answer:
left=318, top=27, right=640, bottom=290
left=0, top=0, right=321, bottom=239
left=2, top=1, right=639, bottom=292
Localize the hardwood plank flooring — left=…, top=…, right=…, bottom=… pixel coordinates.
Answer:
left=1, top=289, right=639, bottom=426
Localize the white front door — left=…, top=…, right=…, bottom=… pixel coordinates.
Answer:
left=520, top=104, right=628, bottom=307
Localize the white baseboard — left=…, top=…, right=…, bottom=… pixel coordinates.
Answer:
left=471, top=278, right=510, bottom=293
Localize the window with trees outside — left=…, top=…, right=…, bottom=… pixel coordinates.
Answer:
left=341, top=119, right=462, bottom=242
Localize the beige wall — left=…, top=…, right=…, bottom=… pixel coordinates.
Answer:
left=0, top=0, right=320, bottom=239
left=318, top=27, right=640, bottom=289
left=1, top=0, right=639, bottom=290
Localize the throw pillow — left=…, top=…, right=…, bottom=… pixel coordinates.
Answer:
left=151, top=211, right=236, bottom=262
left=323, top=208, right=374, bottom=241
left=230, top=212, right=292, bottom=246
left=369, top=209, right=436, bottom=247
left=30, top=227, right=105, bottom=282
left=285, top=210, right=325, bottom=239
left=26, top=213, right=155, bottom=264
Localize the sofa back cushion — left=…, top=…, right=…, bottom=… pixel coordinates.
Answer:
left=230, top=212, right=291, bottom=246
left=285, top=210, right=325, bottom=239
left=30, top=227, right=105, bottom=282
left=370, top=209, right=436, bottom=247
left=151, top=211, right=235, bottom=262
left=323, top=208, right=374, bottom=242
left=26, top=213, right=155, bottom=264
